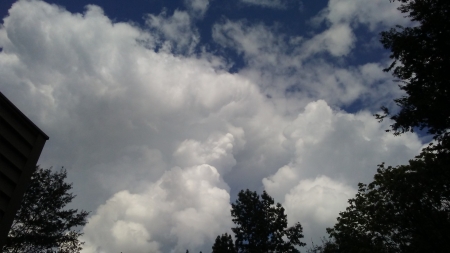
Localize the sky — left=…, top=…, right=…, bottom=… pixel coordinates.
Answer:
left=0, top=0, right=426, bottom=252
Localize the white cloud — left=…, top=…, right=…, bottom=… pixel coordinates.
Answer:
left=146, top=9, right=200, bottom=54
left=0, top=0, right=424, bottom=252
left=0, top=0, right=268, bottom=208
left=210, top=1, right=409, bottom=115
left=211, top=16, right=356, bottom=63
left=282, top=176, right=356, bottom=242
left=300, top=23, right=355, bottom=57
left=173, top=133, right=237, bottom=175
left=263, top=100, right=423, bottom=242
left=212, top=20, right=399, bottom=112
left=92, top=146, right=167, bottom=194
left=184, top=0, right=210, bottom=17
left=265, top=100, right=422, bottom=188
left=82, top=165, right=232, bottom=253
left=313, top=0, right=409, bottom=31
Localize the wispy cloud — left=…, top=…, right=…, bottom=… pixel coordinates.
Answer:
left=239, top=0, right=294, bottom=9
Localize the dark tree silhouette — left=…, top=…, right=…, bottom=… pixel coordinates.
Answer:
left=377, top=0, right=450, bottom=142
left=327, top=146, right=450, bottom=252
left=213, top=189, right=305, bottom=253
left=3, top=167, right=89, bottom=253
left=306, top=238, right=338, bottom=253
left=212, top=233, right=236, bottom=253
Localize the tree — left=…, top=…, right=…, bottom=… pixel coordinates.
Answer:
left=3, top=167, right=89, bottom=253
left=323, top=1, right=450, bottom=252
left=212, top=233, right=236, bottom=253
left=326, top=146, right=450, bottom=253
left=213, top=189, right=305, bottom=253
left=306, top=238, right=338, bottom=253
left=377, top=0, right=450, bottom=142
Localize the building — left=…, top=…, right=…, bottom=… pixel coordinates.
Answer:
left=0, top=92, right=49, bottom=250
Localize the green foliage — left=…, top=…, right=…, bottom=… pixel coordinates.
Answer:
left=3, top=167, right=89, bottom=253
left=327, top=145, right=450, bottom=252
left=212, top=233, right=236, bottom=253
left=221, top=189, right=305, bottom=253
left=377, top=0, right=450, bottom=141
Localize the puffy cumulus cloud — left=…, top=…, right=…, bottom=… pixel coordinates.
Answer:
left=82, top=165, right=232, bottom=253
left=313, top=0, right=409, bottom=31
left=284, top=176, right=355, bottom=225
left=265, top=100, right=423, bottom=188
left=184, top=0, right=210, bottom=17
left=173, top=133, right=237, bottom=175
left=263, top=100, right=423, bottom=241
left=282, top=176, right=356, bottom=242
left=146, top=9, right=200, bottom=54
left=0, top=0, right=270, bottom=207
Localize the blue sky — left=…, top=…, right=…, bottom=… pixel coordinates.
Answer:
left=1, top=0, right=388, bottom=73
left=0, top=0, right=425, bottom=252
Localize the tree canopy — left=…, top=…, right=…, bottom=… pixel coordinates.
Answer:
left=377, top=0, right=450, bottom=141
left=212, top=233, right=236, bottom=253
left=3, top=167, right=89, bottom=253
left=323, top=1, right=450, bottom=252
left=213, top=189, right=305, bottom=253
left=326, top=145, right=450, bottom=252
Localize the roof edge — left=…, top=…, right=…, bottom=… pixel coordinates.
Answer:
left=0, top=91, right=49, bottom=140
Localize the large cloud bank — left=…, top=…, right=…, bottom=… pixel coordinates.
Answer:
left=0, top=0, right=423, bottom=252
